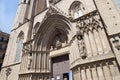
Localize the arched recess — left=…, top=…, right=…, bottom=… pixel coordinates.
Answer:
left=34, top=15, right=73, bottom=51
left=32, top=14, right=73, bottom=72
left=15, top=31, right=24, bottom=62
left=17, top=31, right=24, bottom=39
left=69, top=1, right=85, bottom=18
left=33, top=22, right=40, bottom=36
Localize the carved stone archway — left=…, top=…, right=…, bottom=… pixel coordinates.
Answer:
left=33, top=14, right=73, bottom=80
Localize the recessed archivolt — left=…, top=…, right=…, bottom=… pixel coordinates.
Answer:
left=34, top=15, right=73, bottom=51
left=69, top=0, right=85, bottom=18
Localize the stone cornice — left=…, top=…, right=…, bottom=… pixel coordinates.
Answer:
left=2, top=62, right=21, bottom=68
left=70, top=51, right=115, bottom=69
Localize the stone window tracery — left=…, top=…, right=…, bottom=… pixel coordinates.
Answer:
left=69, top=1, right=85, bottom=19
left=15, top=32, right=24, bottom=62
left=75, top=11, right=111, bottom=59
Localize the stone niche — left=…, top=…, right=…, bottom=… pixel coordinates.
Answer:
left=50, top=33, right=68, bottom=50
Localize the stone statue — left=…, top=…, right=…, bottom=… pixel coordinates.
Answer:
left=55, top=39, right=62, bottom=49
left=77, top=31, right=87, bottom=59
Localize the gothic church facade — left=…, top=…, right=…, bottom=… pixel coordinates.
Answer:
left=0, top=0, right=120, bottom=80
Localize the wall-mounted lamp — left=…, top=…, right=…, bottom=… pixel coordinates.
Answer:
left=112, top=39, right=120, bottom=50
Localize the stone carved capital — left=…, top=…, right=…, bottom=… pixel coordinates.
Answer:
left=76, top=10, right=103, bottom=33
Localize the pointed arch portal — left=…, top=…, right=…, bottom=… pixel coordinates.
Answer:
left=34, top=15, right=73, bottom=80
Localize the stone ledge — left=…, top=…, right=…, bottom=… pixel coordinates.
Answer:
left=19, top=71, right=51, bottom=75
left=2, top=62, right=21, bottom=68
left=70, top=52, right=115, bottom=69
left=49, top=46, right=70, bottom=58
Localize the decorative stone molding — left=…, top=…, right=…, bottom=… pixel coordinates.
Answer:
left=21, top=40, right=33, bottom=71
left=70, top=51, right=114, bottom=69
left=75, top=10, right=102, bottom=33
left=71, top=58, right=118, bottom=80
left=39, top=4, right=70, bottom=28
left=22, top=40, right=33, bottom=54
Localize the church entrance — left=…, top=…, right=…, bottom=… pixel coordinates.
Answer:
left=51, top=54, right=72, bottom=80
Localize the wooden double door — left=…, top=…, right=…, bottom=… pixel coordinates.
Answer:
left=51, top=54, right=72, bottom=80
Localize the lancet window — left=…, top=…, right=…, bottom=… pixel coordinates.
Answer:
left=15, top=32, right=24, bottom=62
left=33, top=22, right=40, bottom=36
left=69, top=1, right=85, bottom=19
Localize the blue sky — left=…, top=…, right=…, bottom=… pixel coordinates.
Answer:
left=0, top=0, right=120, bottom=34
left=116, top=0, right=120, bottom=8
left=0, top=0, right=18, bottom=33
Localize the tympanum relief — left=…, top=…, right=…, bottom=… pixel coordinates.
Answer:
left=50, top=33, right=68, bottom=50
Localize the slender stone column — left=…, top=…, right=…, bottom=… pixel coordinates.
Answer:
left=84, top=33, right=92, bottom=57
left=33, top=53, right=36, bottom=70
left=92, top=31, right=99, bottom=55
left=113, top=60, right=120, bottom=80
left=23, top=55, right=26, bottom=71
left=92, top=65, right=99, bottom=80
left=99, top=28, right=111, bottom=53
left=25, top=54, right=28, bottom=71
left=41, top=53, right=44, bottom=72
left=88, top=31, right=98, bottom=56
left=78, top=67, right=82, bottom=80
left=81, top=67, right=87, bottom=80
left=38, top=53, right=41, bottom=71
left=46, top=53, right=49, bottom=71
left=77, top=68, right=80, bottom=80
left=44, top=52, right=46, bottom=72
left=73, top=70, right=76, bottom=80
left=86, top=66, right=92, bottom=80
left=40, top=53, right=42, bottom=72
left=97, top=64, right=105, bottom=80
left=97, top=28, right=104, bottom=53
left=94, top=30, right=103, bottom=55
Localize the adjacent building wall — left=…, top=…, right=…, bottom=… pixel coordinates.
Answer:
left=0, top=31, right=9, bottom=71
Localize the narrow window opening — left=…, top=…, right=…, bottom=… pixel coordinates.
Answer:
left=69, top=1, right=84, bottom=19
